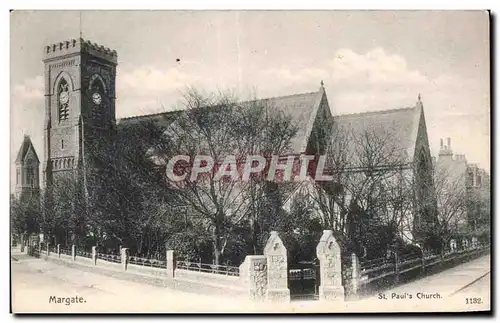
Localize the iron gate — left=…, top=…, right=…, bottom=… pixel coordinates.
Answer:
left=288, top=259, right=320, bottom=300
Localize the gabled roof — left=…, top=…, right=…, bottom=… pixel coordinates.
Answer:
left=330, top=100, right=423, bottom=168
left=116, top=87, right=326, bottom=155
left=242, top=88, right=325, bottom=154
left=15, top=135, right=39, bottom=164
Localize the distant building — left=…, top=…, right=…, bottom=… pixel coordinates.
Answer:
left=434, top=137, right=490, bottom=239
left=14, top=135, right=40, bottom=202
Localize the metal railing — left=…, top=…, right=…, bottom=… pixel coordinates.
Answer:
left=29, top=244, right=41, bottom=258
left=359, top=245, right=489, bottom=287
left=176, top=260, right=240, bottom=276
left=360, top=256, right=396, bottom=284
left=97, top=253, right=121, bottom=263
left=60, top=248, right=72, bottom=256
left=128, top=255, right=167, bottom=269
left=76, top=249, right=92, bottom=259
left=288, top=268, right=316, bottom=281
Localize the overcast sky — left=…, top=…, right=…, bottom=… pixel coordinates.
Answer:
left=10, top=10, right=490, bottom=189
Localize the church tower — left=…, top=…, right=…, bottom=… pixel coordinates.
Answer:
left=42, top=38, right=117, bottom=187
left=15, top=135, right=40, bottom=201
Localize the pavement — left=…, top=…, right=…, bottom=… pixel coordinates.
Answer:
left=357, top=253, right=491, bottom=312
left=370, top=253, right=491, bottom=297
left=10, top=249, right=491, bottom=313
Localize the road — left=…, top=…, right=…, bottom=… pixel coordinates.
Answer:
left=10, top=252, right=249, bottom=313
left=10, top=251, right=491, bottom=313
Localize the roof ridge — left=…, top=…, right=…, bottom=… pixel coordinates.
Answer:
left=118, top=90, right=321, bottom=121
left=118, top=109, right=184, bottom=121
left=334, top=106, right=416, bottom=119
left=15, top=135, right=39, bottom=164
left=243, top=90, right=320, bottom=103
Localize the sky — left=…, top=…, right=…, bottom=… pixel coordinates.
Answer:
left=10, top=10, right=490, bottom=189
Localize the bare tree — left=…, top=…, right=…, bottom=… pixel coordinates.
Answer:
left=159, top=88, right=298, bottom=265
left=431, top=165, right=468, bottom=251
left=310, top=122, right=418, bottom=257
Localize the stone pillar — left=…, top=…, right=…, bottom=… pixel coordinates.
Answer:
left=316, top=230, right=344, bottom=301
left=166, top=250, right=175, bottom=279
left=350, top=253, right=360, bottom=298
left=241, top=255, right=268, bottom=301
left=46, top=242, right=50, bottom=256
left=393, top=248, right=400, bottom=284
left=71, top=245, right=76, bottom=261
left=92, top=246, right=97, bottom=265
left=263, top=231, right=290, bottom=302
left=450, top=239, right=456, bottom=253
left=472, top=237, right=478, bottom=248
left=57, top=244, right=61, bottom=258
left=121, top=248, right=129, bottom=271
left=462, top=238, right=469, bottom=250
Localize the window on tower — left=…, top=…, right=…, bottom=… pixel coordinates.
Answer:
left=58, top=78, right=70, bottom=121
left=27, top=167, right=34, bottom=186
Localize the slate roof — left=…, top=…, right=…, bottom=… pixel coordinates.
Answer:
left=241, top=89, right=325, bottom=154
left=116, top=88, right=326, bottom=155
left=117, top=110, right=184, bottom=129
left=15, top=135, right=39, bottom=164
left=330, top=101, right=423, bottom=167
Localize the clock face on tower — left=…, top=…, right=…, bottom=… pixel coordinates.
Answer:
left=92, top=92, right=102, bottom=105
left=59, top=91, right=69, bottom=104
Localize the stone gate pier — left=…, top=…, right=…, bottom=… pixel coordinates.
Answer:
left=316, top=230, right=344, bottom=301
left=239, top=255, right=268, bottom=301
left=263, top=231, right=290, bottom=302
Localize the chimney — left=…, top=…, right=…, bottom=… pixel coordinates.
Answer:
left=438, top=136, right=453, bottom=159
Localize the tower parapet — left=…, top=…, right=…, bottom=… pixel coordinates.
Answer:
left=43, top=38, right=117, bottom=64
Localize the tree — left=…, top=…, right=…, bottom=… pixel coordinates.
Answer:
left=159, top=88, right=298, bottom=265
left=431, top=165, right=469, bottom=252
left=309, top=122, right=417, bottom=258
left=11, top=194, right=41, bottom=238
left=82, top=116, right=180, bottom=255
left=40, top=172, right=87, bottom=246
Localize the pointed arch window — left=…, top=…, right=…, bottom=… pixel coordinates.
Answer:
left=58, top=78, right=70, bottom=121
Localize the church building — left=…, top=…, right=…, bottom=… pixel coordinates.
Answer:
left=14, top=38, right=438, bottom=251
